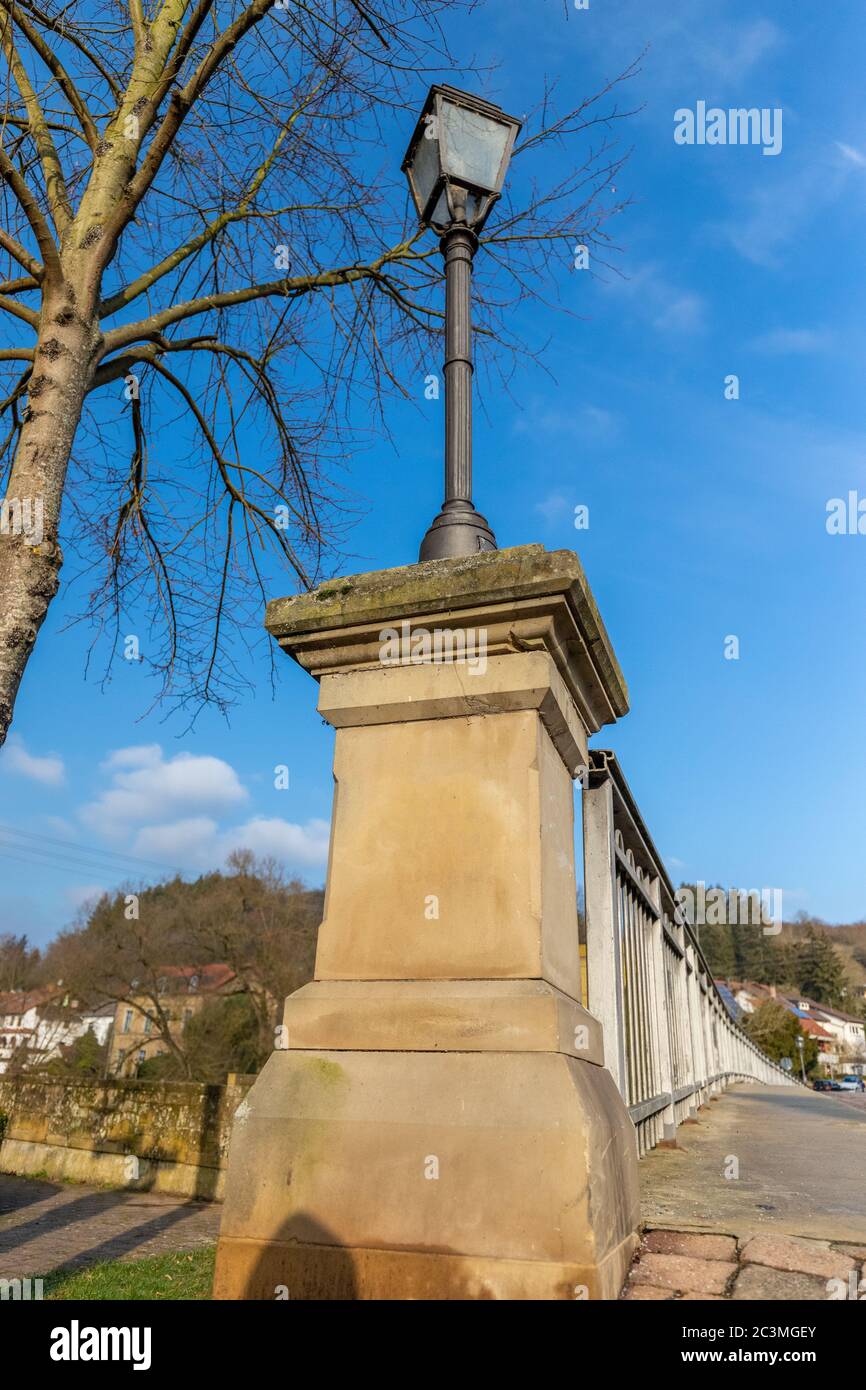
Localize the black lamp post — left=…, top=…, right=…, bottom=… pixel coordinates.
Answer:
left=402, top=85, right=521, bottom=561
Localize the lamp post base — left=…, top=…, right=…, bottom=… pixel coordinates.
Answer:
left=418, top=499, right=497, bottom=560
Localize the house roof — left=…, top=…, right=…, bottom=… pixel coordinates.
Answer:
left=0, top=985, right=62, bottom=1015
left=782, top=995, right=865, bottom=1025
left=153, top=964, right=237, bottom=995
left=798, top=1017, right=835, bottom=1040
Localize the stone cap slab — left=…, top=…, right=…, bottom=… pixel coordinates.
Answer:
left=281, top=979, right=604, bottom=1064
left=265, top=544, right=628, bottom=733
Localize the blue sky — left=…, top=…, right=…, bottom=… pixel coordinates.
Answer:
left=3, top=0, right=866, bottom=945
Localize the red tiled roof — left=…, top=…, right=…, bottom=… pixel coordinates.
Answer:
left=153, top=964, right=237, bottom=994
left=799, top=1017, right=834, bottom=1040
left=0, top=985, right=62, bottom=1015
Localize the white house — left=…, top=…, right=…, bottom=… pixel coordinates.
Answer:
left=0, top=988, right=114, bottom=1074
left=789, top=996, right=866, bottom=1075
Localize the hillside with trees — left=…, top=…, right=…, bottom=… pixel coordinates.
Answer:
left=4, top=852, right=322, bottom=1082
left=676, top=885, right=864, bottom=1014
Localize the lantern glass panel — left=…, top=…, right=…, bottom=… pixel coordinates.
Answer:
left=438, top=100, right=511, bottom=193
left=410, top=124, right=442, bottom=214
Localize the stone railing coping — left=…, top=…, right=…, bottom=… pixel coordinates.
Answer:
left=265, top=544, right=629, bottom=719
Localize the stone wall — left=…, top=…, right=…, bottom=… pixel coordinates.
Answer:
left=0, top=1073, right=255, bottom=1199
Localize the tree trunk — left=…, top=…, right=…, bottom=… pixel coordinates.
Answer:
left=0, top=284, right=102, bottom=745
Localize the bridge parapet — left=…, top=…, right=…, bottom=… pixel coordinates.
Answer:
left=583, top=749, right=800, bottom=1156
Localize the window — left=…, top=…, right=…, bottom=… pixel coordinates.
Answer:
left=138, top=1049, right=145, bottom=1063
left=143, top=1017, right=152, bottom=1036
left=183, top=1008, right=193, bottom=1026
left=123, top=1009, right=133, bottom=1034
left=189, top=974, right=200, bottom=991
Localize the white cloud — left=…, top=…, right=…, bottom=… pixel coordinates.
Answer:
left=750, top=328, right=833, bottom=355
left=129, top=814, right=330, bottom=873
left=78, top=744, right=329, bottom=883
left=131, top=817, right=220, bottom=862
left=101, top=744, right=163, bottom=771
left=220, top=816, right=331, bottom=869
left=1, top=734, right=65, bottom=786
left=81, top=745, right=247, bottom=837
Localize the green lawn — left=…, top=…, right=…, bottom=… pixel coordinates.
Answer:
left=43, top=1245, right=215, bottom=1300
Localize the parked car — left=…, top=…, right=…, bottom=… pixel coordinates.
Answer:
left=837, top=1075, right=866, bottom=1092
left=813, top=1078, right=842, bottom=1091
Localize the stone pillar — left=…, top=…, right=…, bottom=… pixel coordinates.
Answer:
left=214, top=545, right=640, bottom=1300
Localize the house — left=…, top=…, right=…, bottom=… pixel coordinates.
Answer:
left=107, top=964, right=240, bottom=1076
left=716, top=979, right=780, bottom=1018
left=0, top=987, right=113, bottom=1074
left=713, top=980, right=843, bottom=1073
left=31, top=997, right=115, bottom=1068
left=796, top=1015, right=838, bottom=1070
left=785, top=995, right=866, bottom=1075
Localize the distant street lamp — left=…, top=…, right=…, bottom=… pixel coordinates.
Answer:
left=402, top=85, right=521, bottom=560
left=796, top=1033, right=807, bottom=1084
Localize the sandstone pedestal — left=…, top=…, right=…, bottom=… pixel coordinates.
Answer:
left=214, top=545, right=640, bottom=1299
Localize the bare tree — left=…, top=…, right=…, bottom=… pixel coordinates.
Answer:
left=0, top=0, right=637, bottom=740
left=45, top=854, right=323, bottom=1076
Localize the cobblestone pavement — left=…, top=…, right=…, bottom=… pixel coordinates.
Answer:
left=0, top=1174, right=221, bottom=1278
left=622, top=1228, right=865, bottom=1300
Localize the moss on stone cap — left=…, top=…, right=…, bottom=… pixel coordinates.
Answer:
left=265, top=544, right=628, bottom=716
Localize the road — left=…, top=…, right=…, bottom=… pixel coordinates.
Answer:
left=622, top=1083, right=866, bottom=1299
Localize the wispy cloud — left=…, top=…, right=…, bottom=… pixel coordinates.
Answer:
left=601, top=258, right=707, bottom=335
left=653, top=291, right=706, bottom=334
left=534, top=492, right=572, bottom=526
left=513, top=400, right=620, bottom=444
left=749, top=327, right=833, bottom=355
left=836, top=141, right=866, bottom=168
left=1, top=734, right=65, bottom=786
left=693, top=17, right=783, bottom=82
left=711, top=144, right=861, bottom=268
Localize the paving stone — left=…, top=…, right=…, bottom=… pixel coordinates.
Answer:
left=630, top=1252, right=735, bottom=1295
left=622, top=1282, right=675, bottom=1300
left=679, top=1292, right=725, bottom=1300
left=740, top=1233, right=855, bottom=1281
left=644, top=1230, right=737, bottom=1262
left=731, top=1265, right=833, bottom=1301
left=0, top=1173, right=220, bottom=1279
left=832, top=1242, right=866, bottom=1261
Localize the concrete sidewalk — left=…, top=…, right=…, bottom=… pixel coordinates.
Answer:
left=622, top=1083, right=866, bottom=1300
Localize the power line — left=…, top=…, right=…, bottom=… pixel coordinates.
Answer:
left=0, top=824, right=181, bottom=883
left=0, top=823, right=172, bottom=872
left=0, top=817, right=177, bottom=872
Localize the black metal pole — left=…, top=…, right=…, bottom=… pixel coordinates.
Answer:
left=418, top=221, right=497, bottom=561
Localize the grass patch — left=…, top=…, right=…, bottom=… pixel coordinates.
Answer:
left=43, top=1245, right=215, bottom=1300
